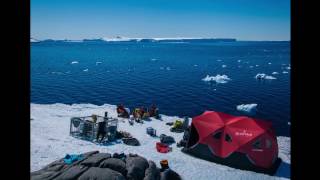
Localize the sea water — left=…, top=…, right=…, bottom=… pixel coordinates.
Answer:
left=31, top=40, right=290, bottom=136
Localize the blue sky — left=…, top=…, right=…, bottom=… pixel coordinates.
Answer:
left=31, top=0, right=290, bottom=41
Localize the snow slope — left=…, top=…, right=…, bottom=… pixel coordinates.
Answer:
left=31, top=103, right=290, bottom=180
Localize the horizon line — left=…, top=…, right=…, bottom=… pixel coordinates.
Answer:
left=30, top=36, right=290, bottom=42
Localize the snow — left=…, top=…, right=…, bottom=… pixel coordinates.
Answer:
left=31, top=103, right=290, bottom=180
left=255, top=73, right=277, bottom=80
left=202, top=74, right=231, bottom=84
left=236, top=104, right=258, bottom=114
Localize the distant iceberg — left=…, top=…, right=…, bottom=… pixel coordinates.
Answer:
left=71, top=61, right=79, bottom=64
left=282, top=71, right=289, bottom=74
left=255, top=73, right=277, bottom=80
left=202, top=74, right=231, bottom=84
left=272, top=72, right=279, bottom=75
left=236, top=104, right=258, bottom=114
left=30, top=38, right=39, bottom=43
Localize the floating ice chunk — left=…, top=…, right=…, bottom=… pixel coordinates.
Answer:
left=222, top=65, right=227, bottom=68
left=255, top=73, right=277, bottom=80
left=83, top=69, right=88, bottom=72
left=166, top=67, right=171, bottom=70
left=51, top=72, right=63, bottom=75
left=151, top=58, right=157, bottom=61
left=202, top=74, right=231, bottom=84
left=272, top=72, right=279, bottom=75
left=237, top=60, right=241, bottom=63
left=96, top=61, right=102, bottom=65
left=217, top=59, right=222, bottom=62
left=255, top=65, right=259, bottom=67
left=236, top=104, right=258, bottom=114
left=249, top=66, right=254, bottom=68
left=268, top=62, right=272, bottom=65
left=283, top=71, right=289, bottom=74
left=288, top=122, right=291, bottom=126
left=71, top=61, right=79, bottom=64
left=286, top=66, right=291, bottom=70
left=193, top=64, right=198, bottom=67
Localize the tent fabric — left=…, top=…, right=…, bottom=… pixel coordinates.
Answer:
left=80, top=153, right=111, bottom=167
left=55, top=165, right=89, bottom=180
left=32, top=151, right=181, bottom=180
left=185, top=111, right=278, bottom=170
left=125, top=155, right=149, bottom=180
left=99, top=158, right=127, bottom=176
left=78, top=167, right=126, bottom=180
left=143, top=161, right=161, bottom=180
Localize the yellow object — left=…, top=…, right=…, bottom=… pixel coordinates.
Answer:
left=173, top=120, right=183, bottom=128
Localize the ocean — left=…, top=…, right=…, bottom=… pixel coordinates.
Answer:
left=31, top=40, right=290, bottom=136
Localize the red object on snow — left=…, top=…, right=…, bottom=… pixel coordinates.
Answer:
left=156, top=142, right=171, bottom=153
left=184, top=111, right=279, bottom=170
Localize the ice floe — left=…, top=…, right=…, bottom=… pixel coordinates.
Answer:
left=272, top=72, right=279, bottom=75
left=222, top=65, right=227, bottom=68
left=255, top=73, right=277, bottom=80
left=236, top=104, right=258, bottom=114
left=202, top=74, right=231, bottom=84
left=71, top=61, right=79, bottom=64
left=83, top=69, right=89, bottom=72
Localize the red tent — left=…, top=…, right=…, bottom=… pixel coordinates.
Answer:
left=183, top=111, right=281, bottom=174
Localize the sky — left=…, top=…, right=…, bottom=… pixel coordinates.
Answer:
left=31, top=0, right=290, bottom=41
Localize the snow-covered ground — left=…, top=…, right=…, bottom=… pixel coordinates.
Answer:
left=31, top=103, right=290, bottom=180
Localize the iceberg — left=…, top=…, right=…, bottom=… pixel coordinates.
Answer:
left=222, top=65, right=227, bottom=68
left=71, top=61, right=79, bottom=64
left=236, top=104, right=258, bottom=114
left=202, top=74, right=231, bottom=84
left=255, top=73, right=277, bottom=80
left=272, top=72, right=279, bottom=75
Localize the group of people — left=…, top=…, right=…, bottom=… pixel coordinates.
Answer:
left=117, top=104, right=160, bottom=121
